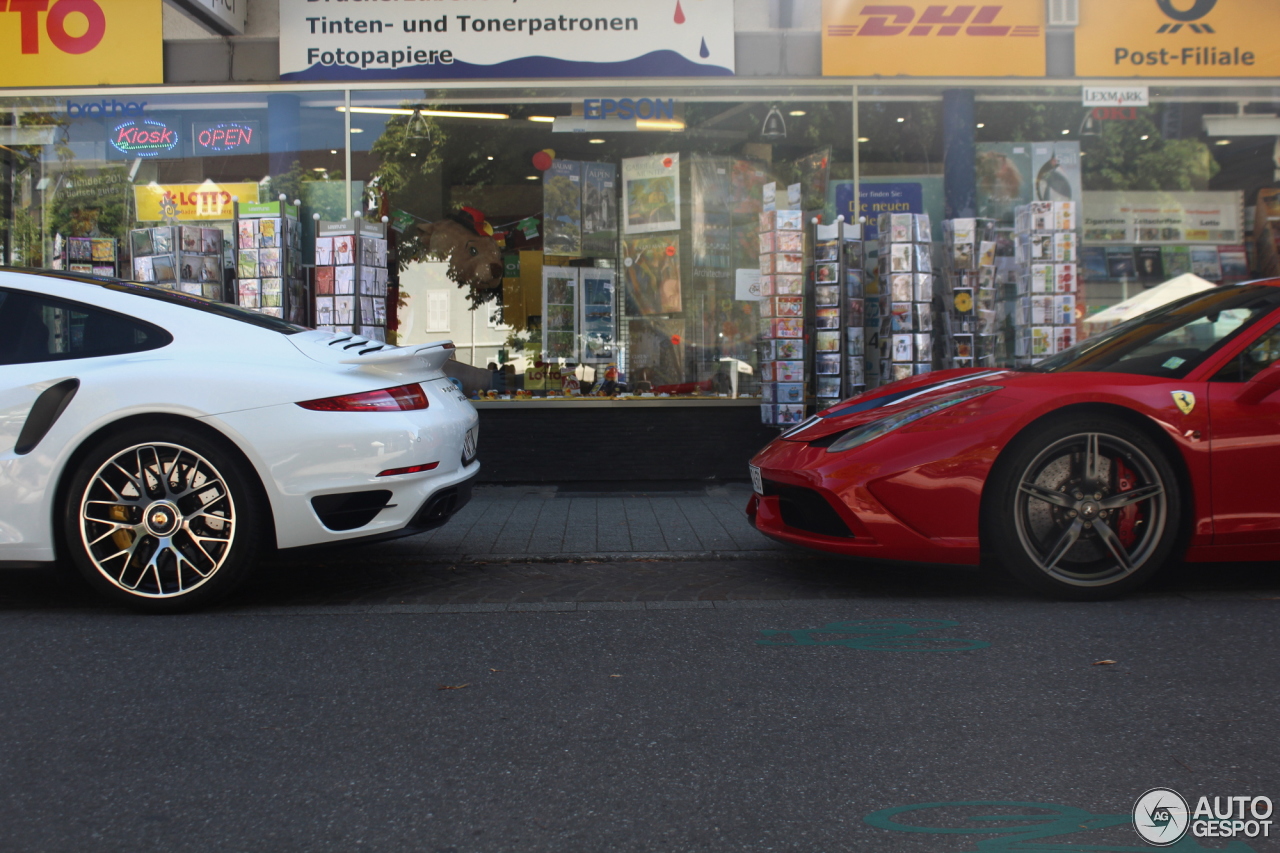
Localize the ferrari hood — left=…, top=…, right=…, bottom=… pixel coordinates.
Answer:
left=782, top=369, right=1014, bottom=441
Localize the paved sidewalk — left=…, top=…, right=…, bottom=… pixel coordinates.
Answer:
left=368, top=483, right=795, bottom=563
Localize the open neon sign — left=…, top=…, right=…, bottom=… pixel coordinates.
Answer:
left=193, top=120, right=259, bottom=154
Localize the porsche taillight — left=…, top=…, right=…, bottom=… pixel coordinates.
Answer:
left=297, top=383, right=429, bottom=412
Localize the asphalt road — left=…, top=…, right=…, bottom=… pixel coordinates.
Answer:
left=1, top=552, right=1278, bottom=852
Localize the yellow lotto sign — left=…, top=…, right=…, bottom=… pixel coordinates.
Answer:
left=134, top=182, right=260, bottom=222
left=822, top=0, right=1046, bottom=77
left=1, top=0, right=162, bottom=87
left=1076, top=0, right=1280, bottom=77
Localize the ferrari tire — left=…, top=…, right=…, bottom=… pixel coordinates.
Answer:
left=985, top=415, right=1181, bottom=600
left=63, top=424, right=265, bottom=613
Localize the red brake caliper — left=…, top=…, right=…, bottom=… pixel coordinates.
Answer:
left=1114, top=459, right=1138, bottom=547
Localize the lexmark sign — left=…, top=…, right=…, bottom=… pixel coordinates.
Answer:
left=1082, top=87, right=1150, bottom=108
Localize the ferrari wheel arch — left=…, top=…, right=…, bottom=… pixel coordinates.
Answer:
left=52, top=413, right=277, bottom=563
left=981, top=404, right=1194, bottom=599
left=982, top=401, right=1194, bottom=536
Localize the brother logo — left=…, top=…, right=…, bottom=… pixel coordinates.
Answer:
left=67, top=100, right=147, bottom=117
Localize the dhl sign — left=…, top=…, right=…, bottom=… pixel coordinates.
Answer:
left=822, top=0, right=1045, bottom=76
left=0, top=0, right=162, bottom=86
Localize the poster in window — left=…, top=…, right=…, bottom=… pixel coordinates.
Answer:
left=627, top=317, right=685, bottom=389
left=543, top=159, right=582, bottom=256
left=622, top=153, right=680, bottom=234
left=975, top=143, right=1033, bottom=224
left=622, top=235, right=682, bottom=315
left=1031, top=142, right=1081, bottom=204
left=542, top=267, right=578, bottom=361
left=579, top=269, right=616, bottom=363
left=692, top=156, right=734, bottom=283
left=581, top=162, right=618, bottom=257
left=793, top=148, right=831, bottom=214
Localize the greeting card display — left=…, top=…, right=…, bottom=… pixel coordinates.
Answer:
left=1012, top=202, right=1079, bottom=365
left=54, top=236, right=119, bottom=279
left=312, top=216, right=387, bottom=338
left=129, top=226, right=224, bottom=300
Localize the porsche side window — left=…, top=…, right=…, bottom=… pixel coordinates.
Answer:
left=1213, top=323, right=1280, bottom=383
left=0, top=288, right=172, bottom=365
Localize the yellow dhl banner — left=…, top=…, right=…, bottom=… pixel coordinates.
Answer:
left=822, top=0, right=1046, bottom=77
left=1076, top=0, right=1280, bottom=77
left=134, top=182, right=261, bottom=222
left=1, top=0, right=162, bottom=86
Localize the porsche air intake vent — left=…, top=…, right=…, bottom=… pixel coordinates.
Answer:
left=311, top=490, right=393, bottom=531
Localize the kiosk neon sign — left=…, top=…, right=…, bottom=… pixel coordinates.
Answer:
left=110, top=118, right=178, bottom=157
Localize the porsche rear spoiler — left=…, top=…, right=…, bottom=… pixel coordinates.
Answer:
left=337, top=339, right=456, bottom=373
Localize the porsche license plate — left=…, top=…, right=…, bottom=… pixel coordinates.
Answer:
left=750, top=465, right=763, bottom=495
left=463, top=427, right=477, bottom=462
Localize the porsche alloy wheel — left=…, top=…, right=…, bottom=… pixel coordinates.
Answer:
left=988, top=417, right=1181, bottom=600
left=66, top=426, right=263, bottom=612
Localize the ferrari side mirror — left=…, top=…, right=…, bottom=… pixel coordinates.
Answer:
left=1239, top=364, right=1280, bottom=405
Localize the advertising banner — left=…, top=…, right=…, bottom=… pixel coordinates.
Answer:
left=134, top=182, right=261, bottom=222
left=278, top=0, right=735, bottom=81
left=1076, top=0, right=1280, bottom=77
left=832, top=182, right=923, bottom=240
left=821, top=0, right=1045, bottom=77
left=1081, top=191, right=1245, bottom=245
left=1, top=0, right=162, bottom=86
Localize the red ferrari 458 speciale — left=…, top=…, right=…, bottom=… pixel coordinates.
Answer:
left=748, top=280, right=1280, bottom=599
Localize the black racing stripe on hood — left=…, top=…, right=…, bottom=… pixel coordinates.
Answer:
left=819, top=387, right=920, bottom=418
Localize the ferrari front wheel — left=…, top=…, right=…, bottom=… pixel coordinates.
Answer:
left=986, top=416, right=1180, bottom=600
left=64, top=425, right=265, bottom=613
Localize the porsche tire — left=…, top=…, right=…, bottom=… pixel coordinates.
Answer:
left=64, top=425, right=264, bottom=613
left=985, top=415, right=1181, bottom=600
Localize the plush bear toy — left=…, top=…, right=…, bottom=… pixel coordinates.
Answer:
left=416, top=206, right=503, bottom=304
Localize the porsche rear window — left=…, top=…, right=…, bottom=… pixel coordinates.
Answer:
left=1036, top=284, right=1280, bottom=379
left=16, top=270, right=307, bottom=335
left=0, top=287, right=172, bottom=365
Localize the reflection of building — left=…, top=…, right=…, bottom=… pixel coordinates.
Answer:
left=3, top=0, right=1278, bottom=482
left=398, top=261, right=511, bottom=370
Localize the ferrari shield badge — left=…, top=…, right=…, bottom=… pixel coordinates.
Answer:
left=1172, top=390, right=1196, bottom=415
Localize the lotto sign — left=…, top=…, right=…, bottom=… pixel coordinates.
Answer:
left=822, top=0, right=1045, bottom=76
left=1, top=0, right=162, bottom=86
left=1076, top=0, right=1280, bottom=77
left=133, top=182, right=260, bottom=222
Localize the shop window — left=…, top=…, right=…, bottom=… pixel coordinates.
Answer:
left=346, top=90, right=852, bottom=400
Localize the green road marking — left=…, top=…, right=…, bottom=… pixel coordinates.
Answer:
left=758, top=619, right=989, bottom=651
left=864, top=801, right=1257, bottom=852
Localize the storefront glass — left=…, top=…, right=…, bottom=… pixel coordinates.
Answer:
left=2, top=90, right=349, bottom=312
left=858, top=83, right=1279, bottom=374
left=342, top=87, right=853, bottom=397
left=4, top=80, right=1279, bottom=402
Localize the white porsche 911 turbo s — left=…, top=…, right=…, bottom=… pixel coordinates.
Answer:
left=0, top=268, right=480, bottom=612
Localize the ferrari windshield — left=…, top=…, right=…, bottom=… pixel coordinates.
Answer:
left=1035, top=284, right=1280, bottom=379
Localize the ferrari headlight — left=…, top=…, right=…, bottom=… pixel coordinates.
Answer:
left=825, top=386, right=1001, bottom=454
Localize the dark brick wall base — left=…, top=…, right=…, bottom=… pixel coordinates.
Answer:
left=474, top=406, right=778, bottom=484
